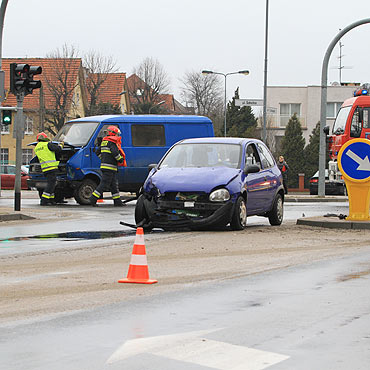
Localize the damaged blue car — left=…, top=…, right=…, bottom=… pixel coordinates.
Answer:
left=135, top=137, right=284, bottom=231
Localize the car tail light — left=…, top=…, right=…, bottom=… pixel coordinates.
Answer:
left=310, top=179, right=318, bottom=183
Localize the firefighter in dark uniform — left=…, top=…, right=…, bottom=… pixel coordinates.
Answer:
left=89, top=125, right=127, bottom=206
left=277, top=155, right=289, bottom=194
left=34, top=132, right=64, bottom=206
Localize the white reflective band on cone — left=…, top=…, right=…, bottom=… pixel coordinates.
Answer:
left=134, top=234, right=145, bottom=245
left=130, top=254, right=148, bottom=266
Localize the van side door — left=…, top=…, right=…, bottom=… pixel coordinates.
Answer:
left=121, top=124, right=167, bottom=191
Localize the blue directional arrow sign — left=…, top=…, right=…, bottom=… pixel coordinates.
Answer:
left=338, top=139, right=370, bottom=182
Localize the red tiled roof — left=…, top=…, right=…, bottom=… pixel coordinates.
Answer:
left=89, top=72, right=126, bottom=105
left=1, top=58, right=82, bottom=110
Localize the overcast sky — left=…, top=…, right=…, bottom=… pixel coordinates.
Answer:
left=2, top=0, right=370, bottom=104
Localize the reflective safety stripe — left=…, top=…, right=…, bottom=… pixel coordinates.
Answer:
left=101, top=148, right=112, bottom=153
left=115, top=154, right=123, bottom=160
left=112, top=193, right=120, bottom=199
left=101, top=163, right=117, bottom=171
left=42, top=192, right=54, bottom=199
left=92, top=190, right=101, bottom=198
left=40, top=160, right=59, bottom=171
left=129, top=254, right=148, bottom=266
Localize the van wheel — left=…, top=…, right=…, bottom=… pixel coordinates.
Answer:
left=230, top=196, right=247, bottom=230
left=74, top=179, right=97, bottom=205
left=268, top=194, right=284, bottom=226
left=135, top=195, right=152, bottom=231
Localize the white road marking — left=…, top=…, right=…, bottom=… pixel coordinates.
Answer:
left=107, top=329, right=289, bottom=369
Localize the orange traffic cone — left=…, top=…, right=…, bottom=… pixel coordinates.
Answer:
left=118, top=227, right=157, bottom=284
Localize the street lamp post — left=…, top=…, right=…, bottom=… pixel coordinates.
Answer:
left=202, top=69, right=249, bottom=137
left=149, top=100, right=165, bottom=114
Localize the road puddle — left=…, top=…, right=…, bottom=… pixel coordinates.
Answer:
left=0, top=230, right=137, bottom=243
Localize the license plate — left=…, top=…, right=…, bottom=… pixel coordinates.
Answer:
left=184, top=201, right=194, bottom=208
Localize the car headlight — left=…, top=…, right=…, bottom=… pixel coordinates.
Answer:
left=209, top=188, right=230, bottom=202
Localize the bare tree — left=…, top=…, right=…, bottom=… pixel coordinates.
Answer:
left=83, top=50, right=118, bottom=115
left=180, top=70, right=223, bottom=117
left=129, top=57, right=170, bottom=112
left=43, top=44, right=82, bottom=135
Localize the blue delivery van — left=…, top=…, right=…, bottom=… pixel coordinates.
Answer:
left=28, top=115, right=214, bottom=204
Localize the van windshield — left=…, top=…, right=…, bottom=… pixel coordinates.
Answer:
left=332, top=106, right=351, bottom=135
left=54, top=122, right=99, bottom=146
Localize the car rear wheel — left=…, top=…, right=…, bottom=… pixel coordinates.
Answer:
left=74, top=179, right=97, bottom=205
left=230, top=196, right=247, bottom=230
left=268, top=193, right=284, bottom=226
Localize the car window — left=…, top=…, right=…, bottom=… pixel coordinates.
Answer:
left=159, top=143, right=241, bottom=169
left=132, top=125, right=165, bottom=147
left=256, top=143, right=275, bottom=169
left=94, top=124, right=120, bottom=147
left=245, top=144, right=261, bottom=168
left=7, top=166, right=16, bottom=175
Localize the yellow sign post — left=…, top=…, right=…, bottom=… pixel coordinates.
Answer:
left=338, top=138, right=370, bottom=221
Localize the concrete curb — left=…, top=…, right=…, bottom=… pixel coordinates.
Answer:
left=297, top=216, right=370, bottom=230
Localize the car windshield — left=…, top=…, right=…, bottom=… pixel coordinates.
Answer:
left=159, top=143, right=241, bottom=169
left=332, top=106, right=351, bottom=135
left=54, top=122, right=99, bottom=146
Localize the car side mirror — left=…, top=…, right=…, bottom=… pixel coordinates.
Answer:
left=323, top=126, right=330, bottom=135
left=148, top=163, right=157, bottom=171
left=244, top=164, right=260, bottom=175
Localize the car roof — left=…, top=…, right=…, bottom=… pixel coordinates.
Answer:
left=66, top=115, right=212, bottom=125
left=177, top=137, right=262, bottom=145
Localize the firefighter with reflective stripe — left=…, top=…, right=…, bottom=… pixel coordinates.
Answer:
left=89, top=125, right=127, bottom=206
left=34, top=132, right=64, bottom=206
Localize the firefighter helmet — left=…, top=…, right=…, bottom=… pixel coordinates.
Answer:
left=36, top=132, right=49, bottom=141
left=107, top=125, right=121, bottom=136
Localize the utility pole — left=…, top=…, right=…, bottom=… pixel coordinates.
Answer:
left=14, top=93, right=24, bottom=211
left=319, top=18, right=370, bottom=196
left=0, top=0, right=9, bottom=197
left=262, top=0, right=269, bottom=143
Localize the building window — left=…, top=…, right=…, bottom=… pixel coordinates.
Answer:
left=73, top=92, right=80, bottom=105
left=22, top=149, right=33, bottom=165
left=279, top=103, right=301, bottom=127
left=327, top=102, right=342, bottom=118
left=0, top=148, right=9, bottom=164
left=1, top=124, right=10, bottom=134
left=25, top=115, right=33, bottom=134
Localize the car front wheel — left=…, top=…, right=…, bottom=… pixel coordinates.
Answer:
left=135, top=195, right=152, bottom=231
left=230, top=196, right=247, bottom=230
left=268, top=193, right=284, bottom=226
left=74, top=179, right=97, bottom=205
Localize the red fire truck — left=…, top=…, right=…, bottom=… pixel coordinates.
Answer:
left=324, top=84, right=370, bottom=187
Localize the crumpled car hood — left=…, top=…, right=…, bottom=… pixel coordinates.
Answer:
left=149, top=167, right=240, bottom=193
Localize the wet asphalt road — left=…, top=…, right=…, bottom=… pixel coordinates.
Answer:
left=0, top=196, right=349, bottom=255
left=1, top=195, right=369, bottom=369
left=1, top=246, right=369, bottom=370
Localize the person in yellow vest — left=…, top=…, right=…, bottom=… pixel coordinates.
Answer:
left=89, top=125, right=127, bottom=206
left=34, top=132, right=64, bottom=206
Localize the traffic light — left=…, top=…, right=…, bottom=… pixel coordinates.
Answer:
left=25, top=66, right=42, bottom=95
left=9, top=63, right=42, bottom=96
left=10, top=63, right=29, bottom=95
left=1, top=109, right=12, bottom=125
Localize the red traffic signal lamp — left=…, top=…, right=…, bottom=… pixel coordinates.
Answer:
left=9, top=63, right=42, bottom=96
